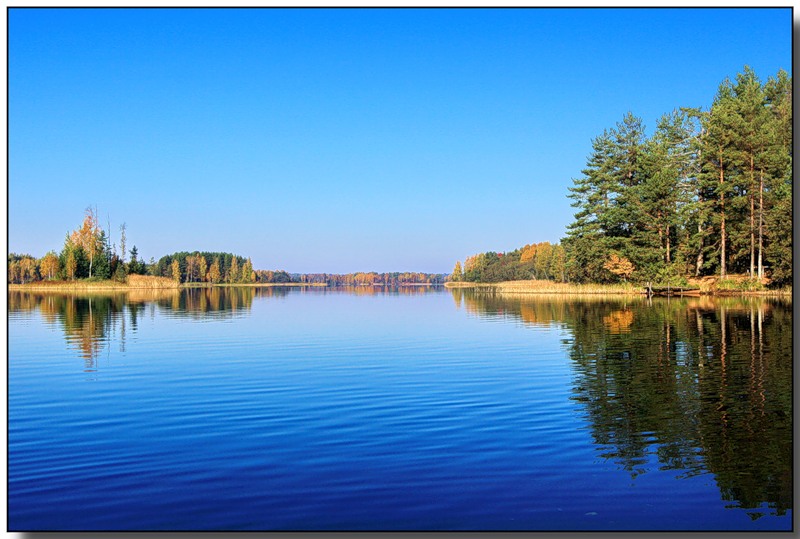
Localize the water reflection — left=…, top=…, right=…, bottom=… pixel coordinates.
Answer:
left=9, top=287, right=256, bottom=369
left=8, top=286, right=443, bottom=369
left=451, top=289, right=792, bottom=519
left=9, top=287, right=791, bottom=520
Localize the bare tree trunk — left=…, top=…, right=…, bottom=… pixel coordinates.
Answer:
left=749, top=155, right=755, bottom=277
left=757, top=169, right=764, bottom=279
left=719, top=152, right=727, bottom=278
left=666, top=224, right=671, bottom=264
left=696, top=223, right=704, bottom=276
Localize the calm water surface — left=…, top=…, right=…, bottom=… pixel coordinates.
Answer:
left=8, top=287, right=792, bottom=530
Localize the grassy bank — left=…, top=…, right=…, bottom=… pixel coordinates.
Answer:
left=8, top=278, right=328, bottom=291
left=446, top=278, right=791, bottom=297
left=10, top=275, right=179, bottom=291
left=445, top=280, right=642, bottom=295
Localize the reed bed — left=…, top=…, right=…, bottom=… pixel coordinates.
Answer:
left=126, top=275, right=180, bottom=289
left=9, top=280, right=127, bottom=291
left=446, top=279, right=791, bottom=297
left=9, top=275, right=179, bottom=291
left=446, top=280, right=642, bottom=295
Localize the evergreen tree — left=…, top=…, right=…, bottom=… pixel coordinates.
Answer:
left=563, top=131, right=615, bottom=282
left=698, top=78, right=739, bottom=278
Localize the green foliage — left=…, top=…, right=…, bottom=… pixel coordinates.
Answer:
left=113, top=263, right=128, bottom=283
left=562, top=67, right=791, bottom=288
left=155, top=252, right=249, bottom=283
left=461, top=243, right=567, bottom=283
left=128, top=246, right=146, bottom=275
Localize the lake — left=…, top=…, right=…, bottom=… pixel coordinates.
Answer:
left=7, top=286, right=792, bottom=531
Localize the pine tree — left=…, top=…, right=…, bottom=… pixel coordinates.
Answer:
left=762, top=70, right=792, bottom=285
left=563, top=131, right=615, bottom=282
left=699, top=78, right=739, bottom=278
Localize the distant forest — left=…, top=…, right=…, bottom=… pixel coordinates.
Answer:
left=8, top=208, right=446, bottom=286
left=452, top=67, right=792, bottom=288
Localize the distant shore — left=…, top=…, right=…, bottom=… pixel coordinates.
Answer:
left=445, top=280, right=792, bottom=297
left=7, top=280, right=326, bottom=291
left=7, top=280, right=443, bottom=291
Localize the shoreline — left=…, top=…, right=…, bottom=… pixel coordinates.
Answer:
left=6, top=281, right=328, bottom=292
left=7, top=281, right=444, bottom=292
left=445, top=280, right=792, bottom=297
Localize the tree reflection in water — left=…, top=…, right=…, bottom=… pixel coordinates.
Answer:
left=9, top=287, right=257, bottom=371
left=451, top=289, right=792, bottom=518
left=8, top=285, right=443, bottom=371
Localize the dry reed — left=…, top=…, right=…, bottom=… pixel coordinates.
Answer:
left=445, top=280, right=641, bottom=295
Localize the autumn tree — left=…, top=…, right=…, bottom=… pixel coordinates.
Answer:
left=22, top=257, right=38, bottom=283
left=65, top=251, right=77, bottom=280
left=7, top=254, right=37, bottom=284
left=198, top=255, right=208, bottom=283
left=450, top=261, right=463, bottom=282
left=185, top=254, right=199, bottom=283
left=241, top=258, right=255, bottom=283
left=209, top=257, right=221, bottom=284
left=171, top=259, right=181, bottom=283
left=603, top=254, right=635, bottom=282
left=228, top=256, right=240, bottom=283
left=8, top=260, right=20, bottom=283
left=40, top=251, right=60, bottom=280
left=71, top=207, right=102, bottom=278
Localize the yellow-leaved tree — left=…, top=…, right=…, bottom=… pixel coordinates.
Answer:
left=603, top=254, right=635, bottom=282
left=71, top=207, right=101, bottom=278
left=209, top=258, right=221, bottom=284
left=171, top=259, right=181, bottom=283
left=40, top=251, right=60, bottom=280
left=451, top=261, right=463, bottom=282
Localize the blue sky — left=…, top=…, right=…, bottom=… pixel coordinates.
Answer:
left=8, top=8, right=792, bottom=273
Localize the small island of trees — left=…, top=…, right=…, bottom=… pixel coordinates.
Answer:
left=9, top=207, right=447, bottom=288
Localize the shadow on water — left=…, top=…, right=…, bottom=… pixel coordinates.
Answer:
left=450, top=288, right=792, bottom=519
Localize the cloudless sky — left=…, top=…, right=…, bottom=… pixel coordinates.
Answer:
left=9, top=7, right=792, bottom=273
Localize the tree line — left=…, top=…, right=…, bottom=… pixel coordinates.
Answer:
left=450, top=242, right=567, bottom=283
left=452, top=67, right=791, bottom=288
left=9, top=208, right=447, bottom=286
left=294, top=272, right=447, bottom=286
left=153, top=252, right=256, bottom=284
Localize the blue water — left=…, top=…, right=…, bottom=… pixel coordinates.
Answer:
left=8, top=288, right=792, bottom=530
